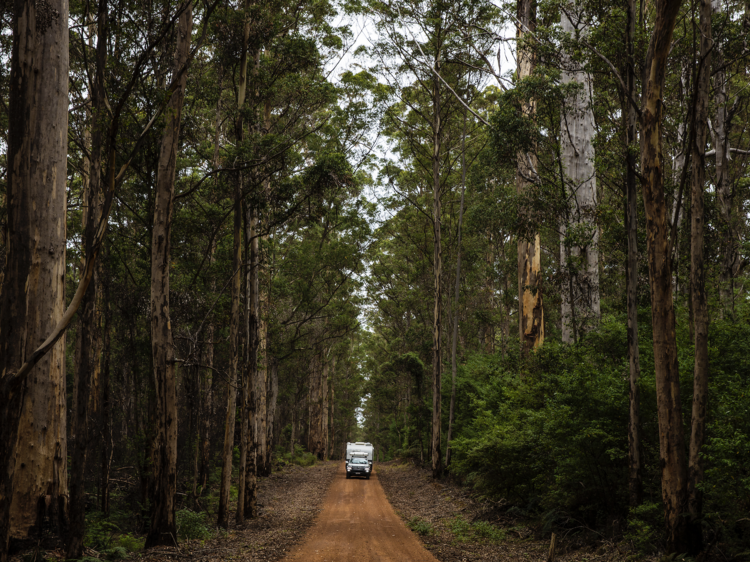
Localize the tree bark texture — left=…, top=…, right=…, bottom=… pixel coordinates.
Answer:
left=0, top=0, right=69, bottom=557
left=217, top=0, right=249, bottom=528
left=639, top=0, right=689, bottom=552
left=328, top=358, right=334, bottom=460
left=560, top=6, right=600, bottom=343
left=146, top=2, right=192, bottom=547
left=687, top=0, right=711, bottom=552
left=624, top=0, right=642, bottom=509
left=309, top=353, right=323, bottom=457
left=711, top=0, right=738, bottom=314
left=267, top=354, right=279, bottom=469
left=446, top=111, right=467, bottom=470
left=198, top=318, right=214, bottom=492
left=516, top=0, right=544, bottom=353
left=67, top=1, right=108, bottom=555
left=100, top=297, right=113, bottom=517
left=431, top=63, right=443, bottom=480
left=240, top=201, right=260, bottom=521
left=217, top=181, right=241, bottom=529
left=320, top=359, right=330, bottom=460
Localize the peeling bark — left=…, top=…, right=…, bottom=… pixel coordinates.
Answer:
left=0, top=0, right=70, bottom=557
left=639, top=0, right=689, bottom=552
left=516, top=0, right=544, bottom=353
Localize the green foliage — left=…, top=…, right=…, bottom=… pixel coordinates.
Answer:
left=84, top=514, right=120, bottom=550
left=113, top=534, right=144, bottom=553
left=451, top=326, right=630, bottom=528
left=471, top=520, right=507, bottom=542
left=277, top=444, right=318, bottom=467
left=448, top=516, right=506, bottom=543
left=176, top=509, right=213, bottom=541
left=624, top=502, right=662, bottom=554
left=406, top=517, right=434, bottom=536
left=447, top=515, right=472, bottom=541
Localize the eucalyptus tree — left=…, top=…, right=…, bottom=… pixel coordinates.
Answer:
left=366, top=0, right=498, bottom=479
left=558, top=2, right=599, bottom=343
left=0, top=0, right=69, bottom=557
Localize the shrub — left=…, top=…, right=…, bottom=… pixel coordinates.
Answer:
left=448, top=516, right=472, bottom=541
left=114, top=534, right=144, bottom=553
left=623, top=502, right=661, bottom=554
left=472, top=520, right=506, bottom=542
left=84, top=514, right=120, bottom=550
left=406, top=517, right=434, bottom=536
left=176, top=509, right=213, bottom=541
left=277, top=444, right=317, bottom=467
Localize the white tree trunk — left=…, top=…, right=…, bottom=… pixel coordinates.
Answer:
left=560, top=5, right=600, bottom=343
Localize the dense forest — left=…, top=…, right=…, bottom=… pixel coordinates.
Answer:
left=0, top=0, right=748, bottom=559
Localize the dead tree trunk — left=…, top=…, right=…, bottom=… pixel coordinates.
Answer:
left=146, top=2, right=193, bottom=547
left=560, top=4, right=600, bottom=342
left=639, top=0, right=689, bottom=552
left=0, top=0, right=69, bottom=557
left=516, top=0, right=544, bottom=353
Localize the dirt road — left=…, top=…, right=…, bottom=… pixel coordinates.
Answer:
left=281, top=464, right=438, bottom=562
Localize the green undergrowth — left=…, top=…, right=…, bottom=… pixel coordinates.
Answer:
left=176, top=509, right=214, bottom=541
left=447, top=515, right=506, bottom=543
left=276, top=444, right=318, bottom=468
left=406, top=516, right=434, bottom=536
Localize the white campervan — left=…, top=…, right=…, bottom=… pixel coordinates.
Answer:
left=346, top=442, right=374, bottom=467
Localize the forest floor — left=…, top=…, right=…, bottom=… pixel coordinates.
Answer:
left=376, top=460, right=660, bottom=562
left=139, top=461, right=338, bottom=562
left=11, top=459, right=675, bottom=562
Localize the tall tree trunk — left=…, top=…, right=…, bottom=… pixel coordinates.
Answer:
left=198, top=318, right=214, bottom=492
left=687, top=0, right=711, bottom=553
left=624, top=0, right=642, bottom=509
left=320, top=359, right=329, bottom=461
left=290, top=406, right=296, bottom=455
left=240, top=201, right=259, bottom=521
left=67, top=2, right=108, bottom=554
left=218, top=0, right=250, bottom=529
left=516, top=0, right=544, bottom=353
left=560, top=4, right=599, bottom=343
left=639, top=0, right=689, bottom=552
left=445, top=111, right=467, bottom=470
left=328, top=359, right=335, bottom=460
left=309, top=353, right=323, bottom=457
left=267, top=354, right=278, bottom=469
left=100, top=295, right=113, bottom=516
left=256, top=99, right=272, bottom=477
left=0, top=0, right=69, bottom=557
left=146, top=2, right=192, bottom=547
left=712, top=0, right=736, bottom=315
left=431, top=55, right=443, bottom=481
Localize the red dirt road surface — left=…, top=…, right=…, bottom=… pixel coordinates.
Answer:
left=281, top=464, right=438, bottom=562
